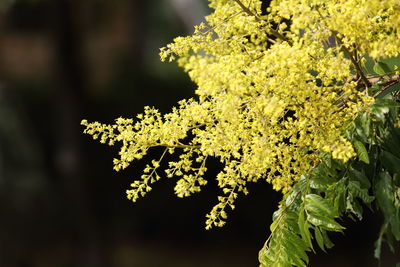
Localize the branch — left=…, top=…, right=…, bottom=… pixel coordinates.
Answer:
left=313, top=8, right=370, bottom=88
left=372, top=75, right=400, bottom=98
left=233, top=0, right=292, bottom=45
left=233, top=0, right=257, bottom=18
left=333, top=33, right=371, bottom=88
left=154, top=143, right=201, bottom=149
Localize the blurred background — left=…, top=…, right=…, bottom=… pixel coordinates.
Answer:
left=0, top=0, right=398, bottom=266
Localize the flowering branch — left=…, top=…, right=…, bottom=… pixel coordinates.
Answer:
left=233, top=0, right=292, bottom=44
left=333, top=34, right=371, bottom=88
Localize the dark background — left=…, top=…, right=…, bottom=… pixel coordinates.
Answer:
left=0, top=0, right=398, bottom=266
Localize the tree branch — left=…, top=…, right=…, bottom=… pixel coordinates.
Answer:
left=333, top=33, right=371, bottom=88
left=233, top=0, right=292, bottom=45
left=372, top=75, right=400, bottom=98
left=233, top=0, right=257, bottom=18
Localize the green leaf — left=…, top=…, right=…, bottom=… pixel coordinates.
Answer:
left=370, top=99, right=395, bottom=121
left=333, top=182, right=346, bottom=213
left=373, top=99, right=400, bottom=108
left=374, top=238, right=382, bottom=260
left=391, top=211, right=400, bottom=240
left=348, top=180, right=375, bottom=204
left=321, top=229, right=334, bottom=249
left=353, top=140, right=369, bottom=164
left=285, top=176, right=307, bottom=206
left=377, top=81, right=400, bottom=99
left=298, top=209, right=313, bottom=250
left=380, top=55, right=400, bottom=72
left=309, top=174, right=335, bottom=190
left=375, top=172, right=396, bottom=222
left=382, top=127, right=400, bottom=159
left=263, top=203, right=311, bottom=266
left=363, top=55, right=376, bottom=75
left=348, top=168, right=371, bottom=189
left=354, top=112, right=371, bottom=142
left=321, top=152, right=332, bottom=168
left=394, top=173, right=400, bottom=187
left=381, top=150, right=400, bottom=175
left=374, top=61, right=392, bottom=75
left=374, top=223, right=387, bottom=260
left=314, top=227, right=326, bottom=252
left=305, top=194, right=337, bottom=218
left=346, top=193, right=363, bottom=220
left=307, top=213, right=345, bottom=231
left=281, top=228, right=309, bottom=264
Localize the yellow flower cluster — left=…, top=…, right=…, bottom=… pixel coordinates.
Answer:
left=83, top=0, right=397, bottom=229
left=270, top=0, right=400, bottom=58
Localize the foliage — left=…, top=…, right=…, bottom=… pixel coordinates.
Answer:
left=82, top=0, right=400, bottom=265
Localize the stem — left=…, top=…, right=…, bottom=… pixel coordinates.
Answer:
left=154, top=143, right=201, bottom=149
left=234, top=0, right=257, bottom=18
left=373, top=76, right=400, bottom=98
left=333, top=33, right=371, bottom=88
left=233, top=0, right=292, bottom=45
left=314, top=8, right=370, bottom=88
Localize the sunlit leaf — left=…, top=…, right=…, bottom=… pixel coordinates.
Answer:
left=373, top=61, right=392, bottom=75
left=307, top=213, right=344, bottom=231
left=353, top=140, right=370, bottom=164
left=305, top=194, right=337, bottom=218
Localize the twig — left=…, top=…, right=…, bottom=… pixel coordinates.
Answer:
left=153, top=143, right=201, bottom=149
left=233, top=0, right=292, bottom=45
left=234, top=0, right=258, bottom=18
left=314, top=8, right=370, bottom=88
left=333, top=33, right=371, bottom=88
left=372, top=76, right=400, bottom=98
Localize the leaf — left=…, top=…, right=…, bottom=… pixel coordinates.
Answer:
left=321, top=229, right=334, bottom=249
left=353, top=140, right=370, bottom=164
left=348, top=168, right=371, bottom=189
left=321, top=152, right=332, bottom=168
left=305, top=194, right=337, bottom=218
left=307, top=213, right=345, bottom=232
left=281, top=228, right=309, bottom=264
left=394, top=173, right=400, bottom=187
left=374, top=236, right=382, bottom=260
left=314, top=227, right=326, bottom=252
left=382, top=127, right=400, bottom=159
left=346, top=193, right=363, bottom=220
left=348, top=180, right=375, bottom=204
left=381, top=150, right=400, bottom=175
left=374, top=223, right=387, bottom=260
left=370, top=99, right=395, bottom=121
left=333, top=182, right=346, bottom=213
left=380, top=55, right=400, bottom=72
left=354, top=112, right=370, bottom=142
left=363, top=55, right=377, bottom=75
left=310, top=174, right=335, bottom=190
left=298, top=209, right=313, bottom=251
left=377, top=82, right=400, bottom=99
left=373, top=61, right=392, bottom=75
left=373, top=99, right=400, bottom=108
left=391, top=210, right=400, bottom=240
left=285, top=176, right=307, bottom=206
left=263, top=201, right=311, bottom=267
left=375, top=172, right=396, bottom=224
